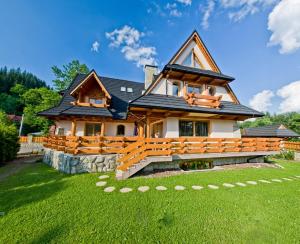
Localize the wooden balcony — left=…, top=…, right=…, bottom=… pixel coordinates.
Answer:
left=185, top=93, right=222, bottom=108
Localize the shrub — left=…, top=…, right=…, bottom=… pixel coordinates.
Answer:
left=0, top=111, right=20, bottom=163
left=272, top=150, right=295, bottom=161
left=179, top=160, right=213, bottom=170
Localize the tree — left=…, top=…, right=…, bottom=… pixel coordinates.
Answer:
left=0, top=110, right=19, bottom=163
left=52, top=60, right=89, bottom=91
left=21, top=87, right=61, bottom=133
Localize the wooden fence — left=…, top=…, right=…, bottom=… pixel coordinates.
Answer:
left=19, top=136, right=46, bottom=143
left=282, top=141, right=300, bottom=151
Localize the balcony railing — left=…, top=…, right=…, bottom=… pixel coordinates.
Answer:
left=185, top=93, right=222, bottom=108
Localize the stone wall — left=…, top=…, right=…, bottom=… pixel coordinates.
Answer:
left=295, top=152, right=300, bottom=161
left=43, top=148, right=118, bottom=174
left=142, top=162, right=180, bottom=172
left=212, top=156, right=265, bottom=166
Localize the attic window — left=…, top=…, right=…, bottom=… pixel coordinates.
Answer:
left=127, top=87, right=133, bottom=93
left=121, top=87, right=126, bottom=92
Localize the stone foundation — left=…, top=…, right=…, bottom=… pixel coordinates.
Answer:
left=43, top=148, right=118, bottom=174
left=142, top=162, right=180, bottom=172
left=295, top=152, right=300, bottom=161
left=212, top=156, right=265, bottom=166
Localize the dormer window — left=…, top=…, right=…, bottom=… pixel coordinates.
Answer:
left=127, top=87, right=133, bottom=93
left=188, top=85, right=202, bottom=94
left=172, top=82, right=180, bottom=96
left=121, top=87, right=126, bottom=92
left=89, top=98, right=103, bottom=104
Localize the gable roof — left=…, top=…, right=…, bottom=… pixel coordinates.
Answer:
left=39, top=73, right=144, bottom=119
left=70, top=70, right=111, bottom=99
left=242, top=124, right=299, bottom=138
left=129, top=94, right=263, bottom=118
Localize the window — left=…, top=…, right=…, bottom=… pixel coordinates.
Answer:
left=89, top=98, right=103, bottom=104
left=179, top=120, right=208, bottom=137
left=207, top=86, right=216, bottom=96
left=182, top=52, right=192, bottom=67
left=127, top=87, right=133, bottom=93
left=57, top=128, right=65, bottom=136
left=172, top=82, right=180, bottom=96
left=116, top=125, right=125, bottom=136
left=179, top=121, right=193, bottom=137
left=195, top=122, right=208, bottom=136
left=85, top=123, right=102, bottom=136
left=120, top=86, right=126, bottom=92
left=187, top=85, right=202, bottom=94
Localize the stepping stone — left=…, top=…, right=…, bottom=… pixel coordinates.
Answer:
left=104, top=186, right=115, bottom=192
left=138, top=186, right=150, bottom=192
left=98, top=175, right=109, bottom=179
left=271, top=179, right=282, bottom=183
left=192, top=185, right=203, bottom=190
left=96, top=181, right=107, bottom=187
left=282, top=177, right=292, bottom=181
left=156, top=186, right=167, bottom=191
left=223, top=183, right=235, bottom=188
left=295, top=176, right=300, bottom=178
left=259, top=180, right=271, bottom=184
left=120, top=187, right=133, bottom=193
left=175, top=185, right=185, bottom=191
left=208, top=185, right=219, bottom=190
left=246, top=181, right=257, bottom=185
left=236, top=182, right=247, bottom=187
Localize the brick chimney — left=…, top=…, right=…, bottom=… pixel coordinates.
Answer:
left=144, top=65, right=158, bottom=89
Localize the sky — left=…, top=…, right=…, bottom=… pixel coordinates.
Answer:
left=1, top=0, right=300, bottom=114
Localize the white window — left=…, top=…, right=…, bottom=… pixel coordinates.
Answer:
left=127, top=87, right=133, bottom=93
left=120, top=87, right=126, bottom=92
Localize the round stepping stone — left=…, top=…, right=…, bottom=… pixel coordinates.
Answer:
left=175, top=185, right=185, bottom=191
left=295, top=176, right=300, bottom=178
left=98, top=175, right=109, bottom=179
left=156, top=186, right=167, bottom=191
left=208, top=184, right=219, bottom=190
left=246, top=181, right=257, bottom=185
left=236, top=182, right=247, bottom=187
left=96, top=181, right=107, bottom=187
left=138, top=186, right=150, bottom=192
left=282, top=177, right=292, bottom=181
left=223, top=183, right=235, bottom=188
left=192, top=185, right=203, bottom=190
left=120, top=187, right=133, bottom=193
left=271, top=179, right=282, bottom=183
left=259, top=180, right=271, bottom=184
left=104, top=186, right=115, bottom=192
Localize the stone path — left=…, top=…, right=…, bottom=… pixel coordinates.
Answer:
left=96, top=174, right=299, bottom=193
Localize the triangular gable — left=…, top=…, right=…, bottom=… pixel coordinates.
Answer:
left=70, top=70, right=111, bottom=99
left=168, top=30, right=220, bottom=72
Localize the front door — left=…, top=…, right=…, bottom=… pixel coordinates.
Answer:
left=151, top=122, right=163, bottom=138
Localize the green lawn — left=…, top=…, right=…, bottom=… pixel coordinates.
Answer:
left=1, top=160, right=300, bottom=243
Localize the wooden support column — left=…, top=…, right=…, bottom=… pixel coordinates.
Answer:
left=138, top=123, right=144, bottom=137
left=146, top=117, right=150, bottom=138
left=71, top=120, right=77, bottom=136
left=100, top=122, right=105, bottom=136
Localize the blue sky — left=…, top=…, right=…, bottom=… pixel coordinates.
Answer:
left=1, top=0, right=300, bottom=113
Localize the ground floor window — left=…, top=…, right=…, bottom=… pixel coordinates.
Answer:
left=116, top=124, right=125, bottom=136
left=57, top=128, right=65, bottom=136
left=85, top=123, right=102, bottom=136
left=179, top=120, right=208, bottom=137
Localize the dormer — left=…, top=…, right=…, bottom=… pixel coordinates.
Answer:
left=70, top=71, right=111, bottom=108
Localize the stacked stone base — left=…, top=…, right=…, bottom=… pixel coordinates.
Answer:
left=43, top=148, right=118, bottom=174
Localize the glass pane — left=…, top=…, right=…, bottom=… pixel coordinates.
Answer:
left=94, top=124, right=101, bottom=135
left=187, top=86, right=194, bottom=93
left=195, top=122, right=208, bottom=137
left=172, top=84, right=179, bottom=96
left=194, top=58, right=201, bottom=68
left=94, top=99, right=103, bottom=104
left=85, top=124, right=94, bottom=136
left=182, top=52, right=192, bottom=67
left=179, top=121, right=193, bottom=136
left=89, top=98, right=95, bottom=103
left=117, top=125, right=125, bottom=136
left=194, top=87, right=201, bottom=94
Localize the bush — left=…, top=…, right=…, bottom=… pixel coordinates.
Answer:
left=0, top=111, right=20, bottom=163
left=179, top=160, right=213, bottom=170
left=272, top=150, right=295, bottom=161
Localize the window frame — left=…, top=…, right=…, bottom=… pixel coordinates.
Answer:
left=172, top=82, right=181, bottom=96
left=84, top=122, right=102, bottom=136
left=179, top=120, right=209, bottom=137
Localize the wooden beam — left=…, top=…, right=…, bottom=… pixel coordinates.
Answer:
left=138, top=123, right=144, bottom=137
left=71, top=120, right=77, bottom=136
left=101, top=122, right=105, bottom=136
left=146, top=117, right=150, bottom=138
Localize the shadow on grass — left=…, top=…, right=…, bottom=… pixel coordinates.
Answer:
left=0, top=163, right=70, bottom=214
left=29, top=224, right=67, bottom=244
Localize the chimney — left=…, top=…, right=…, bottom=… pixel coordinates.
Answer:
left=144, top=65, right=158, bottom=89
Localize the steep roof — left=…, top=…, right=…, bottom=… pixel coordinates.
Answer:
left=39, top=73, right=144, bottom=119
left=242, top=124, right=299, bottom=138
left=129, top=94, right=263, bottom=117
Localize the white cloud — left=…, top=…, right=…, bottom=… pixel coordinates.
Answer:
left=166, top=3, right=183, bottom=17
left=268, top=0, right=300, bottom=54
left=201, top=0, right=215, bottom=29
left=106, top=26, right=158, bottom=68
left=176, top=0, right=192, bottom=6
left=249, top=90, right=274, bottom=112
left=277, top=80, right=300, bottom=112
left=91, top=41, right=100, bottom=52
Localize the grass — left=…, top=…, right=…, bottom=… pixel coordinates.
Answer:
left=1, top=159, right=300, bottom=243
